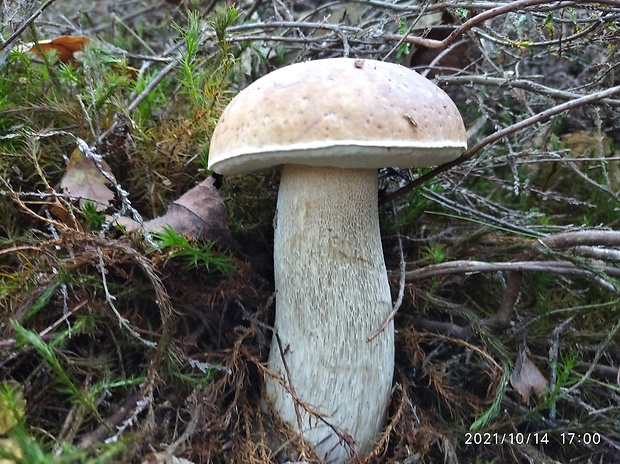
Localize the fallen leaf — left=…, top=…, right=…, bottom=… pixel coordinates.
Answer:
left=510, top=344, right=549, bottom=404
left=60, top=147, right=115, bottom=212
left=25, top=35, right=91, bottom=63
left=47, top=187, right=78, bottom=228
left=562, top=131, right=612, bottom=158
left=115, top=177, right=234, bottom=248
left=561, top=131, right=619, bottom=191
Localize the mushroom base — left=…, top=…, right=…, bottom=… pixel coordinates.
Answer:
left=266, top=164, right=394, bottom=463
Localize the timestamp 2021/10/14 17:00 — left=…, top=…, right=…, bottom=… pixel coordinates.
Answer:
left=464, top=432, right=602, bottom=446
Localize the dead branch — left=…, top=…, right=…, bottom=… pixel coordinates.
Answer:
left=0, top=0, right=60, bottom=65
left=368, top=201, right=407, bottom=342
left=383, top=0, right=561, bottom=49
left=482, top=271, right=523, bottom=330
left=382, top=84, right=620, bottom=203
left=405, top=259, right=620, bottom=281
left=436, top=75, right=620, bottom=107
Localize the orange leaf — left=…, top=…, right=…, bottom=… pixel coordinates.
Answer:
left=47, top=187, right=77, bottom=228
left=28, top=35, right=91, bottom=63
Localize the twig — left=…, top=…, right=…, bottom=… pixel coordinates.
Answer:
left=418, top=319, right=473, bottom=340
left=229, top=20, right=352, bottom=56
left=382, top=84, right=620, bottom=203
left=564, top=313, right=620, bottom=395
left=269, top=334, right=360, bottom=459
left=73, top=137, right=156, bottom=247
left=548, top=316, right=574, bottom=420
left=436, top=75, right=620, bottom=107
left=405, top=259, right=620, bottom=282
left=419, top=38, right=471, bottom=78
left=274, top=333, right=304, bottom=432
left=422, top=189, right=543, bottom=238
left=368, top=201, right=406, bottom=342
left=468, top=15, right=604, bottom=49
left=482, top=271, right=523, bottom=330
left=163, top=391, right=202, bottom=456
left=96, top=60, right=177, bottom=144
left=0, top=0, right=60, bottom=66
left=541, top=230, right=620, bottom=249
left=382, top=0, right=620, bottom=48
left=0, top=301, right=86, bottom=349
left=95, top=247, right=157, bottom=348
left=466, top=83, right=620, bottom=160
left=381, top=1, right=431, bottom=62
left=77, top=392, right=141, bottom=448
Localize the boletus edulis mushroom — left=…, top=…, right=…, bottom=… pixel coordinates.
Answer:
left=208, top=58, right=467, bottom=463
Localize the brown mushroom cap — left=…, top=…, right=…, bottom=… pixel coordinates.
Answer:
left=208, top=58, right=467, bottom=176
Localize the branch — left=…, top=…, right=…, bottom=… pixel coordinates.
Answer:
left=227, top=20, right=352, bottom=56
left=0, top=0, right=61, bottom=67
left=402, top=229, right=620, bottom=292
left=436, top=75, right=620, bottom=107
left=482, top=271, right=523, bottom=330
left=541, top=230, right=620, bottom=249
left=383, top=0, right=571, bottom=49
left=405, top=259, right=620, bottom=282
left=382, top=84, right=620, bottom=203
left=368, top=202, right=406, bottom=342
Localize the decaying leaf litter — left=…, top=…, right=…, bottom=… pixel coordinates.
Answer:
left=1, top=1, right=619, bottom=463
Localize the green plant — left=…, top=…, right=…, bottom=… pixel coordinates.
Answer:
left=553, top=351, right=580, bottom=393
left=175, top=8, right=238, bottom=112
left=12, top=321, right=107, bottom=426
left=1, top=428, right=125, bottom=463
left=470, top=366, right=511, bottom=430
left=395, top=18, right=410, bottom=59
left=530, top=351, right=580, bottom=420
left=150, top=225, right=235, bottom=273
left=81, top=201, right=106, bottom=231
left=423, top=243, right=448, bottom=264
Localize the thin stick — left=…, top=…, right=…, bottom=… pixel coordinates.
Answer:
left=274, top=333, right=304, bottom=432
left=405, top=259, right=620, bottom=281
left=0, top=0, right=60, bottom=60
left=368, top=201, right=406, bottom=342
left=382, top=0, right=618, bottom=49
left=382, top=84, right=620, bottom=204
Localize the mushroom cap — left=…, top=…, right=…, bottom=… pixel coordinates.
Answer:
left=208, top=58, right=467, bottom=175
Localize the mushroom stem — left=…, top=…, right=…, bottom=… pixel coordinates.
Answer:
left=266, top=164, right=394, bottom=463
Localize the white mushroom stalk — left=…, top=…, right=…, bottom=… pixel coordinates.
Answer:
left=208, top=58, right=467, bottom=463
left=268, top=165, right=393, bottom=461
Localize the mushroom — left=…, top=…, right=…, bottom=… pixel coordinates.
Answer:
left=208, top=58, right=466, bottom=463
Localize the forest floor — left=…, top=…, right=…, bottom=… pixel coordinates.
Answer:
left=1, top=1, right=619, bottom=463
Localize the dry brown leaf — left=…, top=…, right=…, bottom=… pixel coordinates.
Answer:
left=116, top=177, right=234, bottom=247
left=561, top=131, right=619, bottom=191
left=510, top=344, right=549, bottom=404
left=60, top=147, right=115, bottom=212
left=26, top=35, right=91, bottom=63
left=562, top=131, right=612, bottom=157
left=146, top=177, right=233, bottom=245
